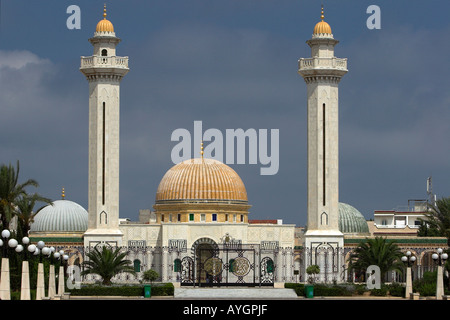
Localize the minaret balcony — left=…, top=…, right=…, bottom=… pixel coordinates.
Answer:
left=81, top=55, right=129, bottom=69
left=80, top=55, right=129, bottom=79
left=298, top=57, right=347, bottom=78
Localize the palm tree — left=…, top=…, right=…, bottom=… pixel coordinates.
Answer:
left=0, top=161, right=40, bottom=230
left=418, top=197, right=450, bottom=245
left=81, top=246, right=136, bottom=285
left=348, top=236, right=404, bottom=283
left=15, top=193, right=52, bottom=237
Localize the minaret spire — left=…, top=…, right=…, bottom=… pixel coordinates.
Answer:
left=200, top=141, right=204, bottom=159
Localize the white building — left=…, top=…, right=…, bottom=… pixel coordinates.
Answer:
left=77, top=6, right=294, bottom=286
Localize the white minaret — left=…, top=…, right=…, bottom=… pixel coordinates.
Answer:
left=80, top=6, right=129, bottom=247
left=298, top=7, right=347, bottom=282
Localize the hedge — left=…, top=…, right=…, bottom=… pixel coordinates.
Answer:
left=284, top=283, right=305, bottom=296
left=68, top=283, right=174, bottom=297
left=285, top=283, right=407, bottom=297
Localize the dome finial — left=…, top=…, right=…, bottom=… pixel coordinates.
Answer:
left=200, top=141, right=204, bottom=159
left=321, top=4, right=325, bottom=21
left=103, top=3, right=107, bottom=19
left=62, top=187, right=65, bottom=200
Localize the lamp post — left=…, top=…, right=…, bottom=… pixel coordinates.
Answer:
left=48, top=247, right=56, bottom=299
left=432, top=248, right=448, bottom=300
left=55, top=250, right=68, bottom=297
left=35, top=241, right=47, bottom=300
left=0, top=229, right=17, bottom=300
left=401, top=251, right=416, bottom=298
left=15, top=237, right=31, bottom=300
left=1, top=229, right=11, bottom=257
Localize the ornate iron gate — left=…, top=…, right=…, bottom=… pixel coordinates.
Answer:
left=180, top=256, right=194, bottom=285
left=179, top=243, right=275, bottom=286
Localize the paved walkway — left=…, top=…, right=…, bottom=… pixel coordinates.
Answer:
left=174, top=287, right=298, bottom=299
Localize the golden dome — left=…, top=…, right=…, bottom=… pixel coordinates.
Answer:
left=313, top=5, right=332, bottom=35
left=313, top=21, right=332, bottom=35
left=95, top=5, right=114, bottom=33
left=155, top=158, right=248, bottom=203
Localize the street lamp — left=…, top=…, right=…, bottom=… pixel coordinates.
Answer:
left=54, top=250, right=69, bottom=297
left=0, top=230, right=17, bottom=300
left=401, top=251, right=416, bottom=298
left=47, top=247, right=57, bottom=299
left=401, top=251, right=417, bottom=267
left=1, top=229, right=11, bottom=257
left=36, top=241, right=46, bottom=263
left=35, top=241, right=47, bottom=300
left=432, top=248, right=448, bottom=300
left=432, top=248, right=448, bottom=266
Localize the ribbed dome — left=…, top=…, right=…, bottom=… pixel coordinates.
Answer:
left=30, top=200, right=88, bottom=232
left=313, top=20, right=332, bottom=35
left=96, top=18, right=114, bottom=33
left=155, top=158, right=248, bottom=204
left=95, top=6, right=114, bottom=33
left=338, top=203, right=370, bottom=234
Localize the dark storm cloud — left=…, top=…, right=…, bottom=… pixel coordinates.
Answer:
left=1, top=1, right=449, bottom=226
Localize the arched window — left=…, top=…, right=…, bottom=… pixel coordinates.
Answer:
left=101, top=49, right=108, bottom=56
left=229, top=259, right=235, bottom=272
left=133, top=259, right=141, bottom=272
left=321, top=212, right=328, bottom=225
left=100, top=211, right=108, bottom=224
left=174, top=259, right=181, bottom=272
left=266, top=259, right=274, bottom=273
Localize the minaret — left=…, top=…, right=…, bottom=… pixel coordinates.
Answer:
left=80, top=6, right=129, bottom=247
left=298, top=7, right=347, bottom=282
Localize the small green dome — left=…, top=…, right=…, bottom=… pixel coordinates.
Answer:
left=338, top=202, right=369, bottom=234
left=30, top=200, right=88, bottom=232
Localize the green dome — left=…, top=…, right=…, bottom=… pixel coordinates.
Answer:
left=338, top=202, right=369, bottom=234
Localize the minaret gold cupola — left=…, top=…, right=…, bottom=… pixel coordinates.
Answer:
left=313, top=5, right=332, bottom=36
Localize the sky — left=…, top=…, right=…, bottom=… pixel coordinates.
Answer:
left=1, top=0, right=449, bottom=227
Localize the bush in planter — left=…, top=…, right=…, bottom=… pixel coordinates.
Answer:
left=306, top=265, right=320, bottom=284
left=143, top=269, right=159, bottom=284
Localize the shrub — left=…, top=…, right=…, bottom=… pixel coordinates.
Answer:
left=354, top=284, right=367, bottom=295
left=413, top=271, right=438, bottom=296
left=309, top=284, right=352, bottom=297
left=388, top=282, right=405, bottom=297
left=370, top=285, right=388, bottom=296
left=285, top=283, right=305, bottom=296
left=68, top=283, right=174, bottom=297
left=306, top=265, right=320, bottom=283
left=143, top=269, right=159, bottom=283
left=417, top=282, right=436, bottom=297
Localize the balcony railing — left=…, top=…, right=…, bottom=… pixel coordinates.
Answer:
left=374, top=224, right=420, bottom=229
left=298, top=57, right=347, bottom=71
left=80, top=56, right=129, bottom=69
